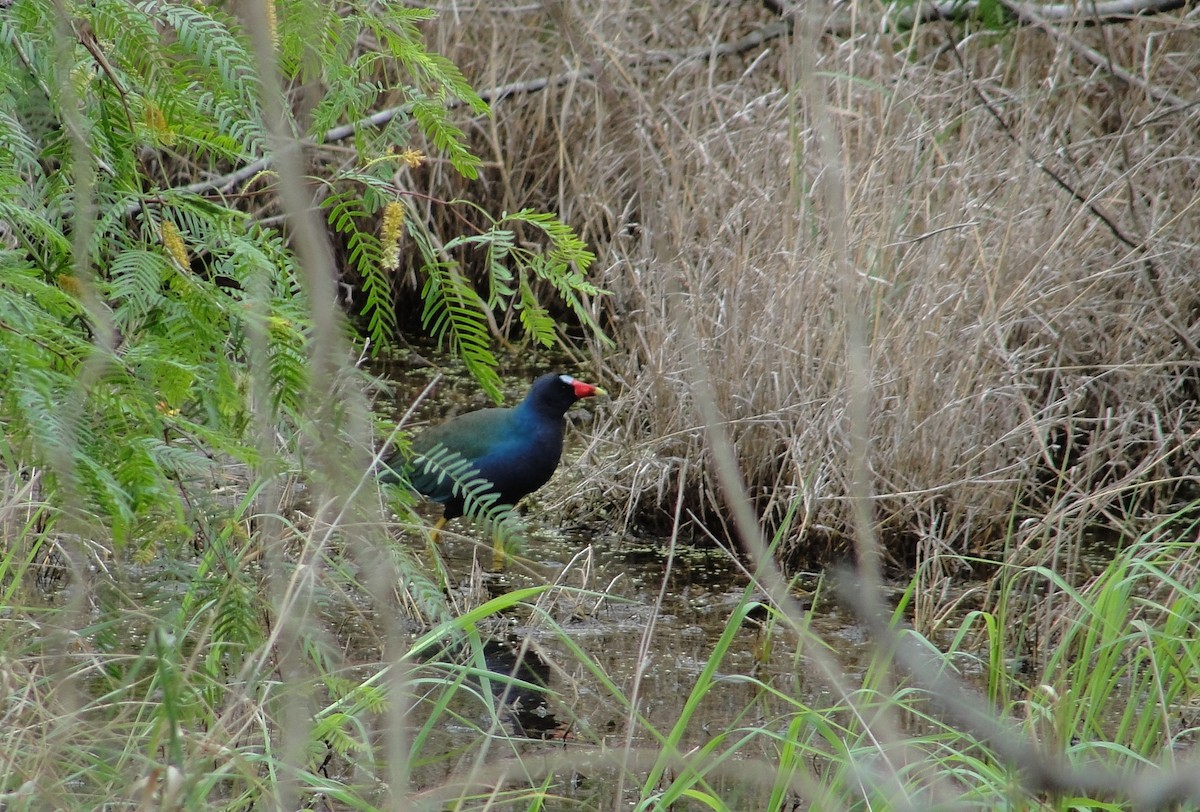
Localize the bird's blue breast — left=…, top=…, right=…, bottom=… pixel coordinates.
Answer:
left=470, top=413, right=564, bottom=504
left=406, top=404, right=566, bottom=514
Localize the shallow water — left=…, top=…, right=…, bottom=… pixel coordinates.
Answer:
left=383, top=523, right=879, bottom=809
left=365, top=361, right=882, bottom=807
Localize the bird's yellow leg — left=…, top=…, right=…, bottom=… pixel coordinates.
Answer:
left=430, top=516, right=448, bottom=544
left=490, top=532, right=507, bottom=571
left=753, top=625, right=774, bottom=664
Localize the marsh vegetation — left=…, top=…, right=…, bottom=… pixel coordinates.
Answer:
left=2, top=1, right=1200, bottom=809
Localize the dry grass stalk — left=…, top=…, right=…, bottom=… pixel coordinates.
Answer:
left=397, top=1, right=1200, bottom=566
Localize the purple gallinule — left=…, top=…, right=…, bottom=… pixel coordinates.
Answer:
left=383, top=373, right=606, bottom=562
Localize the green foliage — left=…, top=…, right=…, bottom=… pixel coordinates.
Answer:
left=384, top=205, right=610, bottom=402
left=388, top=442, right=523, bottom=548
left=886, top=0, right=1016, bottom=35
left=0, top=0, right=313, bottom=549
left=340, top=184, right=610, bottom=401
left=418, top=255, right=504, bottom=400
left=273, top=0, right=608, bottom=383
left=297, top=0, right=609, bottom=393
left=0, top=0, right=610, bottom=807
left=973, top=0, right=1015, bottom=32
left=319, top=168, right=393, bottom=345
left=493, top=208, right=610, bottom=346
left=289, top=0, right=610, bottom=391
left=996, top=531, right=1200, bottom=769
left=1, top=0, right=593, bottom=547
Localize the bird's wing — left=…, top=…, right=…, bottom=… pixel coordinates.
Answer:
left=411, top=408, right=513, bottom=458
left=403, top=408, right=512, bottom=502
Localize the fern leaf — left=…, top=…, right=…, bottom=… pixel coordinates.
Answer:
left=393, top=443, right=523, bottom=549
left=410, top=97, right=481, bottom=180
left=419, top=262, right=501, bottom=401
left=515, top=280, right=557, bottom=348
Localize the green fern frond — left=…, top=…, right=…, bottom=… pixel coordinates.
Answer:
left=0, top=199, right=73, bottom=273
left=88, top=0, right=165, bottom=79
left=483, top=229, right=516, bottom=304
left=0, top=108, right=41, bottom=174
left=268, top=331, right=310, bottom=418
left=368, top=5, right=438, bottom=36
left=323, top=189, right=375, bottom=236
left=359, top=251, right=397, bottom=346
left=272, top=0, right=338, bottom=77
left=175, top=536, right=263, bottom=701
left=10, top=366, right=74, bottom=458
left=114, top=437, right=174, bottom=510
left=0, top=265, right=85, bottom=329
left=74, top=451, right=137, bottom=542
left=403, top=444, right=522, bottom=549
left=419, top=262, right=501, bottom=401
left=309, top=77, right=386, bottom=137
left=121, top=331, right=199, bottom=404
left=410, top=97, right=481, bottom=180
left=209, top=579, right=260, bottom=661
left=364, top=7, right=488, bottom=115
left=418, top=51, right=490, bottom=116
left=504, top=209, right=601, bottom=285
left=140, top=1, right=261, bottom=107
left=321, top=185, right=400, bottom=347
left=108, top=249, right=172, bottom=325
left=331, top=681, right=389, bottom=719
left=500, top=209, right=613, bottom=347
left=389, top=539, right=454, bottom=625
left=148, top=440, right=216, bottom=480
left=516, top=276, right=557, bottom=347
left=313, top=713, right=368, bottom=756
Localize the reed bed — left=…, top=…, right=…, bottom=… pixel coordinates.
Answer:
left=7, top=490, right=1200, bottom=809
left=5, top=2, right=1200, bottom=809
left=401, top=1, right=1200, bottom=567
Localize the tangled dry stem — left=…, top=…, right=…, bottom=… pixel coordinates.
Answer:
left=389, top=1, right=1200, bottom=567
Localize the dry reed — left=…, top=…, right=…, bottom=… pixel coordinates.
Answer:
left=393, top=1, right=1200, bottom=566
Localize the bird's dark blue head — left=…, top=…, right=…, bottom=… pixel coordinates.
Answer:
left=520, top=373, right=606, bottom=418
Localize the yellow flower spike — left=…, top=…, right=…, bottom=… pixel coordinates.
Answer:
left=144, top=101, right=175, bottom=146
left=265, top=0, right=278, bottom=47
left=397, top=149, right=425, bottom=168
left=380, top=200, right=405, bottom=271
left=160, top=220, right=188, bottom=269
left=56, top=274, right=83, bottom=297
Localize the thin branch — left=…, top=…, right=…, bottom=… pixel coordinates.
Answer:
left=871, top=0, right=1189, bottom=31
left=942, top=28, right=1200, bottom=358
left=996, top=0, right=1192, bottom=110
left=153, top=0, right=1193, bottom=205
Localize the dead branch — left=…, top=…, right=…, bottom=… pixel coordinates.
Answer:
left=161, top=0, right=1193, bottom=205
left=802, top=0, right=1194, bottom=32
left=996, top=0, right=1192, bottom=109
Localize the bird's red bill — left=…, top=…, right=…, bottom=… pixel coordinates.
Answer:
left=572, top=380, right=606, bottom=398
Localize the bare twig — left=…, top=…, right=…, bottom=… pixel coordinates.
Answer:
left=152, top=0, right=1190, bottom=208
left=941, top=31, right=1200, bottom=358
left=871, top=0, right=1187, bottom=30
